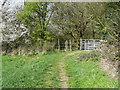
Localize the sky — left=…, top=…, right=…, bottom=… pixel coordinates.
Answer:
left=0, top=0, right=24, bottom=4
left=0, top=0, right=24, bottom=12
left=0, top=0, right=24, bottom=7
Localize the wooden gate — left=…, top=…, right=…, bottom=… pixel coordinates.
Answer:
left=80, top=39, right=100, bottom=50
left=64, top=39, right=100, bottom=51
left=64, top=39, right=80, bottom=51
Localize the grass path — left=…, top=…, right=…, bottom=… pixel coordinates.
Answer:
left=58, top=51, right=86, bottom=88
left=59, top=61, right=68, bottom=88
left=2, top=51, right=118, bottom=88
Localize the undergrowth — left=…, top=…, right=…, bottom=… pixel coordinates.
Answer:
left=64, top=51, right=118, bottom=88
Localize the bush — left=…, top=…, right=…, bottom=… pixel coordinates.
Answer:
left=100, top=43, right=119, bottom=61
left=77, top=50, right=101, bottom=61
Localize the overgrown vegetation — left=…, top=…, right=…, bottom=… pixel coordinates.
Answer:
left=2, top=2, right=119, bottom=57
left=64, top=52, right=118, bottom=88
left=77, top=50, right=101, bottom=61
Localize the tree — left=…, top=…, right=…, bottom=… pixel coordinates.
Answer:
left=17, top=2, right=55, bottom=54
left=94, top=2, right=120, bottom=62
left=51, top=2, right=106, bottom=40
left=2, top=0, right=8, bottom=7
left=1, top=0, right=27, bottom=54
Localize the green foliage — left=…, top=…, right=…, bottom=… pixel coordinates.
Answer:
left=52, top=3, right=107, bottom=39
left=17, top=2, right=54, bottom=41
left=52, top=2, right=119, bottom=41
left=94, top=2, right=120, bottom=41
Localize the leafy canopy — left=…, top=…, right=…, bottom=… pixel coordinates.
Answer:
left=17, top=2, right=54, bottom=42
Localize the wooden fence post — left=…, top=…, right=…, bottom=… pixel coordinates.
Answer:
left=88, top=39, right=89, bottom=50
left=77, top=39, right=79, bottom=50
left=58, top=39, right=60, bottom=52
left=93, top=39, right=95, bottom=50
left=80, top=39, right=82, bottom=50
left=65, top=40, right=68, bottom=51
left=69, top=40, right=72, bottom=51
left=85, top=39, right=86, bottom=50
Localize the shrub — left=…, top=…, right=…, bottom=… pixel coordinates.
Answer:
left=77, top=50, right=101, bottom=61
left=100, top=43, right=119, bottom=61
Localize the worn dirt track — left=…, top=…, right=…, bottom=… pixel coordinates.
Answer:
left=59, top=51, right=81, bottom=88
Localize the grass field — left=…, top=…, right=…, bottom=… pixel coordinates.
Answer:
left=2, top=51, right=118, bottom=88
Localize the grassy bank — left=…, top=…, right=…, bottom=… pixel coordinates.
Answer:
left=64, top=52, right=118, bottom=88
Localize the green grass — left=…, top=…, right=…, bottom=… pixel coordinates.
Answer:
left=2, top=51, right=118, bottom=88
left=2, top=52, right=66, bottom=88
left=64, top=52, right=118, bottom=88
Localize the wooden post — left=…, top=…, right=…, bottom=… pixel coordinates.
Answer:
left=58, top=39, right=60, bottom=52
left=18, top=46, right=21, bottom=55
left=69, top=40, right=72, bottom=51
left=88, top=39, right=89, bottom=50
left=42, top=40, right=47, bottom=55
left=65, top=40, right=68, bottom=51
left=85, top=39, right=86, bottom=50
left=93, top=39, right=95, bottom=50
left=80, top=39, right=82, bottom=50
left=77, top=39, right=78, bottom=50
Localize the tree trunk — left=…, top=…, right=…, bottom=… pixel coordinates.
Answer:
left=58, top=39, right=60, bottom=52
left=42, top=40, right=47, bottom=55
